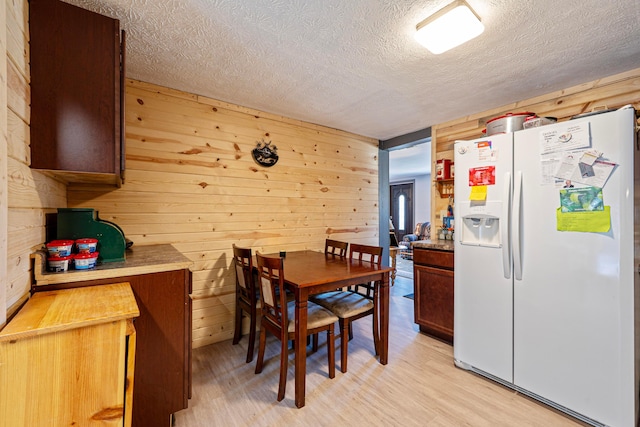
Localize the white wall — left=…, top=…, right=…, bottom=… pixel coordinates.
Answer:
left=413, top=174, right=431, bottom=225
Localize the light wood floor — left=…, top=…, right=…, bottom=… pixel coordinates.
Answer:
left=174, top=276, right=585, bottom=426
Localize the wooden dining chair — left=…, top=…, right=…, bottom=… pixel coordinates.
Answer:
left=310, top=243, right=382, bottom=373
left=308, top=238, right=349, bottom=350
left=349, top=243, right=382, bottom=302
left=231, top=244, right=259, bottom=363
left=325, top=238, right=348, bottom=257
left=254, top=252, right=338, bottom=402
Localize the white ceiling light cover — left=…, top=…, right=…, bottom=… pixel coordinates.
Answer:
left=415, top=0, right=485, bottom=54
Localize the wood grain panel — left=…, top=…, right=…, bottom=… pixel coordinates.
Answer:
left=3, top=0, right=66, bottom=324
left=7, top=109, right=29, bottom=163
left=125, top=86, right=377, bottom=154
left=81, top=211, right=376, bottom=228
left=7, top=212, right=44, bottom=290
left=121, top=134, right=377, bottom=177
left=5, top=0, right=28, bottom=81
left=1, top=0, right=8, bottom=327
left=68, top=80, right=380, bottom=348
left=6, top=254, right=34, bottom=306
left=8, top=158, right=66, bottom=208
left=8, top=230, right=42, bottom=279
left=6, top=57, right=28, bottom=123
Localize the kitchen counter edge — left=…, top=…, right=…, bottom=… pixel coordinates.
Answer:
left=33, top=244, right=193, bottom=286
left=411, top=240, right=455, bottom=252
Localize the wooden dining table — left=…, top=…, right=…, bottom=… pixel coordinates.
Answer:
left=261, top=250, right=393, bottom=408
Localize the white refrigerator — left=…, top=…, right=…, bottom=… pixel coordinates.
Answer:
left=453, top=107, right=639, bottom=427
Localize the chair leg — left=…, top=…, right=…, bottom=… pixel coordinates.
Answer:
left=340, top=319, right=349, bottom=373
left=372, top=310, right=380, bottom=356
left=327, top=326, right=335, bottom=379
left=246, top=307, right=257, bottom=363
left=373, top=291, right=380, bottom=355
left=232, top=301, right=242, bottom=345
left=348, top=322, right=354, bottom=341
left=255, top=327, right=267, bottom=374
left=277, top=333, right=289, bottom=401
left=312, top=333, right=319, bottom=352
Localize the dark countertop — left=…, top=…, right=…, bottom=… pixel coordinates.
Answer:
left=411, top=239, right=455, bottom=252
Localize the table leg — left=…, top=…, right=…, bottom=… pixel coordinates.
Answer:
left=379, top=272, right=390, bottom=365
left=294, top=288, right=308, bottom=408
left=389, top=247, right=398, bottom=286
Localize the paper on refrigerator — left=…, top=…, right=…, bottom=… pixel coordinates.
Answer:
left=556, top=206, right=611, bottom=232
left=538, top=121, right=590, bottom=186
left=553, top=151, right=616, bottom=188
left=539, top=122, right=590, bottom=154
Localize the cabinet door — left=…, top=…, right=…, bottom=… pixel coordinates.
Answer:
left=37, top=269, right=191, bottom=427
left=1, top=320, right=129, bottom=426
left=414, top=264, right=454, bottom=343
left=30, top=0, right=122, bottom=177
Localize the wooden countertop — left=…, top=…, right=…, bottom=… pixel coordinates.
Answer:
left=411, top=239, right=455, bottom=252
left=33, top=243, right=193, bottom=286
left=0, top=282, right=139, bottom=342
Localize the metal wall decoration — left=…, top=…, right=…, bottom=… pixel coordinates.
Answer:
left=252, top=139, right=279, bottom=167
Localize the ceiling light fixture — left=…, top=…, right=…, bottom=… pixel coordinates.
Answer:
left=415, top=0, right=484, bottom=54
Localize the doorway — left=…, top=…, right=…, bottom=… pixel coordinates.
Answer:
left=390, top=182, right=414, bottom=243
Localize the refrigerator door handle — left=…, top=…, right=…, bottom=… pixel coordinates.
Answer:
left=502, top=171, right=512, bottom=279
left=513, top=171, right=523, bottom=280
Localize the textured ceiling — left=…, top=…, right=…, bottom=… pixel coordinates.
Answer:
left=389, top=142, right=431, bottom=181
left=64, top=0, right=640, bottom=140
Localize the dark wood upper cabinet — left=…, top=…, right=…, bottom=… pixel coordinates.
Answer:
left=29, top=0, right=125, bottom=185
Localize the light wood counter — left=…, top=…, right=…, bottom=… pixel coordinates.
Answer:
left=1, top=282, right=139, bottom=341
left=32, top=243, right=192, bottom=286
left=0, top=283, right=139, bottom=426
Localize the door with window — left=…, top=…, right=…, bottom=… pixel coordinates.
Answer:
left=390, top=183, right=414, bottom=242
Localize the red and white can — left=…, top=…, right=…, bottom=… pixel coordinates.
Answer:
left=436, top=159, right=451, bottom=180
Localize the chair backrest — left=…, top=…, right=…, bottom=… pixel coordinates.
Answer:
left=349, top=243, right=382, bottom=266
left=349, top=243, right=383, bottom=298
left=232, top=244, right=255, bottom=300
left=255, top=252, right=288, bottom=331
left=325, top=239, right=348, bottom=257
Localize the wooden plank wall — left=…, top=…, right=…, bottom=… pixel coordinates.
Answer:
left=67, top=79, right=380, bottom=348
left=3, top=0, right=67, bottom=325
left=1, top=0, right=8, bottom=327
left=431, top=68, right=640, bottom=228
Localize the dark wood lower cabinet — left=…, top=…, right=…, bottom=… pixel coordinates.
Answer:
left=413, top=248, right=454, bottom=344
left=33, top=269, right=192, bottom=427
